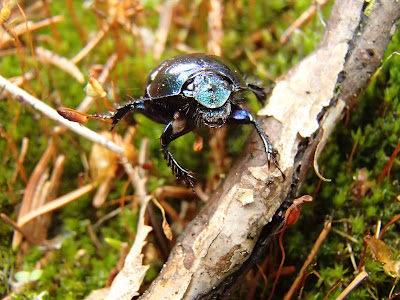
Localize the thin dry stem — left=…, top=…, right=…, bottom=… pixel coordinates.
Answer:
left=153, top=0, right=177, bottom=60
left=0, top=15, right=64, bottom=49
left=335, top=270, right=368, bottom=300
left=280, top=0, right=331, bottom=45
left=11, top=136, right=29, bottom=183
left=76, top=53, right=118, bottom=113
left=35, top=46, right=85, bottom=83
left=0, top=74, right=123, bottom=154
left=1, top=213, right=41, bottom=245
left=71, top=23, right=110, bottom=64
left=322, top=279, right=343, bottom=300
left=65, top=0, right=87, bottom=45
left=12, top=138, right=55, bottom=249
left=17, top=4, right=45, bottom=99
left=284, top=221, right=332, bottom=300
left=207, top=0, right=223, bottom=56
left=18, top=183, right=97, bottom=227
left=0, top=126, right=28, bottom=184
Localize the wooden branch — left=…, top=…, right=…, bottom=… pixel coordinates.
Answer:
left=138, top=1, right=400, bottom=299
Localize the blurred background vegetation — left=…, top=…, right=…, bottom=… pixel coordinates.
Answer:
left=0, top=0, right=399, bottom=299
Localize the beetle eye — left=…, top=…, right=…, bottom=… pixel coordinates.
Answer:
left=186, top=82, right=194, bottom=91
left=182, top=80, right=195, bottom=98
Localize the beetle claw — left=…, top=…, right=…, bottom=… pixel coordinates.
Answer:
left=267, top=149, right=285, bottom=181
left=162, top=145, right=196, bottom=189
left=181, top=172, right=196, bottom=190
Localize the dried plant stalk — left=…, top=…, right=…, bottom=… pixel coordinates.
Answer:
left=88, top=139, right=154, bottom=300
left=335, top=270, right=368, bottom=300
left=35, top=46, right=85, bottom=83
left=0, top=16, right=64, bottom=49
left=76, top=53, right=118, bottom=113
left=153, top=0, right=177, bottom=60
left=12, top=139, right=55, bottom=249
left=18, top=183, right=97, bottom=228
left=0, top=74, right=123, bottom=154
left=71, top=24, right=110, bottom=64
left=280, top=0, right=331, bottom=45
left=11, top=137, right=29, bottom=183
left=207, top=0, right=223, bottom=56
left=284, top=222, right=332, bottom=300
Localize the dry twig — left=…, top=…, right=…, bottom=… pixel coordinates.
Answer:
left=284, top=221, right=332, bottom=300
left=280, top=0, right=331, bottom=45
left=0, top=74, right=123, bottom=154
left=335, top=270, right=369, bottom=300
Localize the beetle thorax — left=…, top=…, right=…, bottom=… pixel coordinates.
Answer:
left=183, top=71, right=232, bottom=109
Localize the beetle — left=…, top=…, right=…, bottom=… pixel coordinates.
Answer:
left=110, top=53, right=283, bottom=188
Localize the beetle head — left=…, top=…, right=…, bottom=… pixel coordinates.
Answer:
left=183, top=71, right=234, bottom=128
left=183, top=71, right=233, bottom=108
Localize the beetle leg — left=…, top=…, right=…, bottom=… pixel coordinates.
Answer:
left=110, top=101, right=146, bottom=130
left=229, top=109, right=285, bottom=179
left=161, top=118, right=196, bottom=189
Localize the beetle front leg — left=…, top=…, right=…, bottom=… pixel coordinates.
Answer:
left=161, top=118, right=196, bottom=188
left=229, top=109, right=285, bottom=179
left=110, top=101, right=146, bottom=130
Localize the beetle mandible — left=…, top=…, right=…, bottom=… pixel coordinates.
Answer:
left=111, top=53, right=283, bottom=188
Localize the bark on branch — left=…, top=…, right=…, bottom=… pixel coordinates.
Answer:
left=137, top=0, right=400, bottom=299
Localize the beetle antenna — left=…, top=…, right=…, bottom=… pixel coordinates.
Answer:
left=247, top=83, right=267, bottom=103
left=57, top=107, right=113, bottom=124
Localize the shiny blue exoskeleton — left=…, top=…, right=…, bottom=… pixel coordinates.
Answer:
left=111, top=53, right=283, bottom=188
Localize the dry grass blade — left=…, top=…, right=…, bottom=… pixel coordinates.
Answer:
left=0, top=15, right=64, bottom=49
left=12, top=138, right=55, bottom=249
left=208, top=0, right=223, bottom=56
left=152, top=197, right=173, bottom=240
left=17, top=183, right=97, bottom=228
left=103, top=196, right=152, bottom=300
left=280, top=0, right=331, bottom=45
left=284, top=221, right=332, bottom=300
left=71, top=24, right=110, bottom=64
left=97, top=137, right=153, bottom=299
left=11, top=137, right=29, bottom=183
left=31, top=154, right=66, bottom=241
left=335, top=270, right=368, bottom=300
left=76, top=53, right=118, bottom=113
left=153, top=0, right=177, bottom=59
left=36, top=46, right=85, bottom=83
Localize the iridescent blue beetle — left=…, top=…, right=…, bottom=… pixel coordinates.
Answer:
left=111, top=53, right=283, bottom=188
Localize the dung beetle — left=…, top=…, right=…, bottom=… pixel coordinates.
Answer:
left=111, top=53, right=283, bottom=188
